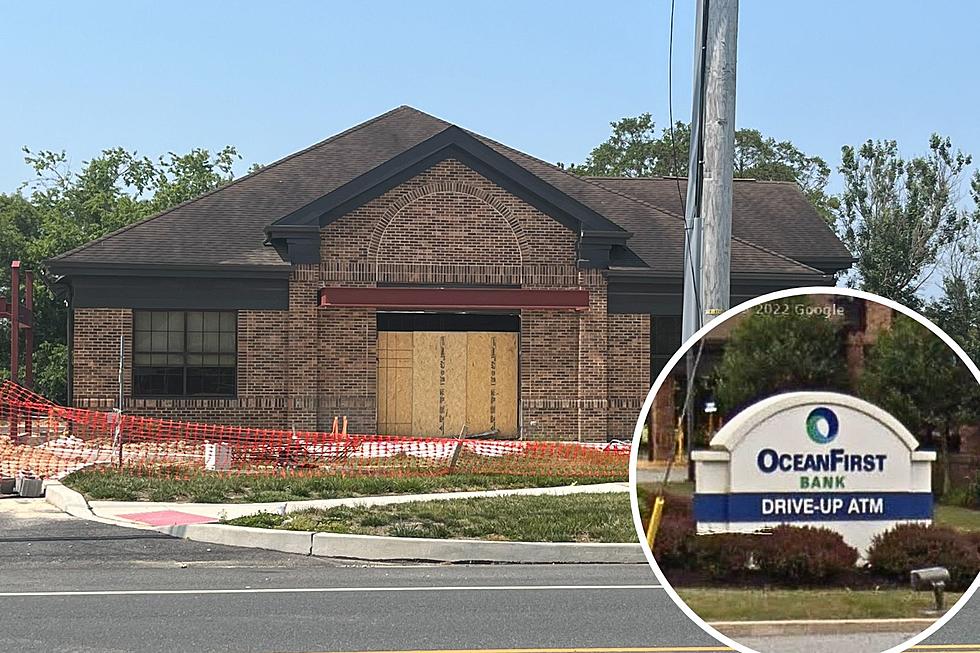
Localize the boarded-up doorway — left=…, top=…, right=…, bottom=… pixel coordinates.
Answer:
left=376, top=314, right=519, bottom=438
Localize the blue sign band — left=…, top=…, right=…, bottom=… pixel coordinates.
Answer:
left=694, top=492, right=934, bottom=523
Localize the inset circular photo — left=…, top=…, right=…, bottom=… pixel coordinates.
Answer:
left=630, top=288, right=980, bottom=653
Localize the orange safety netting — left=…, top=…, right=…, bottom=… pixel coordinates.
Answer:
left=0, top=381, right=629, bottom=480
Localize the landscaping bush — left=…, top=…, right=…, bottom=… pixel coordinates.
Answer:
left=652, top=511, right=696, bottom=570
left=940, top=486, right=974, bottom=509
left=868, top=523, right=980, bottom=591
left=754, top=525, right=859, bottom=584
left=688, top=532, right=756, bottom=580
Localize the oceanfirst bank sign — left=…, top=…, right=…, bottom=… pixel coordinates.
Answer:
left=691, top=392, right=937, bottom=554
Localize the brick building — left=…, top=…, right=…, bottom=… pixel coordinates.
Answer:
left=47, top=107, right=851, bottom=442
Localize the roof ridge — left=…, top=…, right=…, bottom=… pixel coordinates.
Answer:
left=583, top=175, right=798, bottom=185
left=582, top=177, right=824, bottom=275
left=51, top=105, right=415, bottom=263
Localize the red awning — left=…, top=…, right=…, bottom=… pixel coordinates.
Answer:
left=318, top=287, right=589, bottom=311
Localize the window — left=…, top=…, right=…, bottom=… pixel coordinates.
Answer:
left=133, top=311, right=236, bottom=397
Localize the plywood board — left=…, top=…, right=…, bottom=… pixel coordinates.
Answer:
left=411, top=331, right=442, bottom=437
left=376, top=331, right=389, bottom=431
left=390, top=332, right=413, bottom=434
left=493, top=332, right=519, bottom=437
left=443, top=332, right=468, bottom=437
left=377, top=331, right=413, bottom=435
left=466, top=333, right=492, bottom=434
left=379, top=328, right=519, bottom=439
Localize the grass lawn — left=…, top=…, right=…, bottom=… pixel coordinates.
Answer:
left=935, top=504, right=980, bottom=532
left=225, top=492, right=634, bottom=542
left=62, top=467, right=615, bottom=503
left=678, top=588, right=964, bottom=621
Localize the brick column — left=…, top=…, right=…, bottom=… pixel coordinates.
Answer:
left=72, top=308, right=132, bottom=409
left=575, top=270, right=608, bottom=442
left=286, top=266, right=319, bottom=430
left=607, top=313, right=651, bottom=441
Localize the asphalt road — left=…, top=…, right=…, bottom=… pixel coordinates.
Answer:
left=0, top=497, right=977, bottom=653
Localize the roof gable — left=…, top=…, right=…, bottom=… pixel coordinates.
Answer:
left=266, top=125, right=630, bottom=265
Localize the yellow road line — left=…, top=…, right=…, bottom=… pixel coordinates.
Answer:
left=294, top=648, right=736, bottom=653
left=292, top=645, right=980, bottom=653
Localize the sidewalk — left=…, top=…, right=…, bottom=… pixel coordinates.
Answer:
left=65, top=481, right=630, bottom=528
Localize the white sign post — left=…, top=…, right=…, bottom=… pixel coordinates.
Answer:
left=692, top=392, right=936, bottom=556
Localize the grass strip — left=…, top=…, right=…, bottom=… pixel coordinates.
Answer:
left=677, top=588, right=965, bottom=621
left=934, top=504, right=980, bottom=532
left=61, top=467, right=616, bottom=503
left=225, top=492, right=635, bottom=542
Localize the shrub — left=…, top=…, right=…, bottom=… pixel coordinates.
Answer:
left=648, top=492, right=696, bottom=569
left=688, top=532, right=756, bottom=580
left=652, top=511, right=696, bottom=570
left=754, top=525, right=859, bottom=584
left=868, top=523, right=980, bottom=591
left=940, top=486, right=973, bottom=508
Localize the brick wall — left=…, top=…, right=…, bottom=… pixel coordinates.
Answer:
left=73, top=308, right=291, bottom=428
left=608, top=313, right=651, bottom=441
left=315, top=158, right=645, bottom=442
left=321, top=159, right=575, bottom=268
left=317, top=306, right=376, bottom=433
left=73, top=308, right=132, bottom=402
left=71, top=158, right=653, bottom=442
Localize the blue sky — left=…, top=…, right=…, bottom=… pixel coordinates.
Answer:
left=2, top=1, right=978, bottom=196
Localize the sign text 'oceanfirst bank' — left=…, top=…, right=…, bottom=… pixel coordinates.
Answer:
left=691, top=392, right=936, bottom=554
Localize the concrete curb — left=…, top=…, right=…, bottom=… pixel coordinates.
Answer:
left=43, top=481, right=94, bottom=519
left=151, top=522, right=645, bottom=563
left=43, top=481, right=156, bottom=529
left=310, top=532, right=646, bottom=563
left=158, top=523, right=315, bottom=556
left=711, top=618, right=937, bottom=636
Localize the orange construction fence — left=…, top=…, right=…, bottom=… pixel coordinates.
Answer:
left=0, top=381, right=630, bottom=480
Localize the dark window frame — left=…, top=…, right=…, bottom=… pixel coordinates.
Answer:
left=132, top=310, right=238, bottom=398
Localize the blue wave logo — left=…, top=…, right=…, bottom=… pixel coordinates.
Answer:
left=806, top=407, right=839, bottom=445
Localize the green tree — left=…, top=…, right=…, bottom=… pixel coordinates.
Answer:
left=713, top=301, right=850, bottom=417
left=565, top=114, right=687, bottom=178
left=836, top=135, right=978, bottom=307
left=860, top=315, right=980, bottom=494
left=926, top=174, right=980, bottom=360
left=1, top=145, right=241, bottom=401
left=564, top=114, right=835, bottom=221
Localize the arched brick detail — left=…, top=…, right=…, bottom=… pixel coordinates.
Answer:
left=369, top=181, right=530, bottom=267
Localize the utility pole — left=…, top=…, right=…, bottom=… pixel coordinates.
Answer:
left=681, top=0, right=709, bottom=481
left=680, top=0, right=738, bottom=479
left=700, top=0, right=738, bottom=320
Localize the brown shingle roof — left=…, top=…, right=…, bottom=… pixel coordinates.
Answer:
left=51, top=106, right=843, bottom=278
left=586, top=176, right=852, bottom=272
